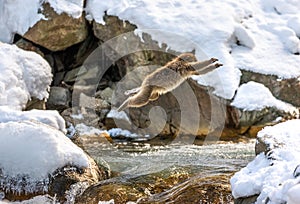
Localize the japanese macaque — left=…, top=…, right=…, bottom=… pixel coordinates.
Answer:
left=117, top=53, right=222, bottom=112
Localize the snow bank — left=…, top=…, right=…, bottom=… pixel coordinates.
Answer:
left=0, top=43, right=52, bottom=110
left=0, top=106, right=66, bottom=133
left=0, top=0, right=83, bottom=43
left=231, top=119, right=300, bottom=204
left=231, top=81, right=297, bottom=112
left=0, top=121, right=89, bottom=194
left=86, top=0, right=300, bottom=99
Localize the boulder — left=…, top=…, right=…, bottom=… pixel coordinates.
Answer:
left=76, top=167, right=233, bottom=204
left=23, top=3, right=87, bottom=51
left=241, top=70, right=300, bottom=107
left=0, top=121, right=109, bottom=202
left=46, top=86, right=71, bottom=110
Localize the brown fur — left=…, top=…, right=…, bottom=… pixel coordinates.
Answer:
left=117, top=53, right=222, bottom=111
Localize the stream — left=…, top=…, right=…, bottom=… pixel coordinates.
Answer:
left=75, top=139, right=256, bottom=203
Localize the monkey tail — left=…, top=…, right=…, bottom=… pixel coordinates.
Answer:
left=117, top=97, right=130, bottom=112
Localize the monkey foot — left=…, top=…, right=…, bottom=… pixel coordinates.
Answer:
left=210, top=58, right=218, bottom=63
left=214, top=63, right=223, bottom=68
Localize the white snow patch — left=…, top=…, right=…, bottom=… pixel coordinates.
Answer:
left=231, top=119, right=300, bottom=204
left=0, top=121, right=89, bottom=193
left=0, top=0, right=43, bottom=43
left=0, top=43, right=52, bottom=110
left=108, top=128, right=140, bottom=138
left=231, top=81, right=297, bottom=112
left=86, top=0, right=300, bottom=99
left=107, top=109, right=131, bottom=123
left=75, top=123, right=107, bottom=136
left=46, top=0, right=84, bottom=18
left=0, top=106, right=66, bottom=133
left=0, top=195, right=55, bottom=203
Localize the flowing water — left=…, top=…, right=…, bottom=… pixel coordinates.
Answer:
left=83, top=140, right=255, bottom=178
left=75, top=139, right=256, bottom=203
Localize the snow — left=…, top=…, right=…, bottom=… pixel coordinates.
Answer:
left=106, top=109, right=131, bottom=123
left=108, top=128, right=139, bottom=138
left=46, top=0, right=84, bottom=18
left=0, top=106, right=66, bottom=133
left=231, top=81, right=298, bottom=113
left=75, top=123, right=107, bottom=135
left=0, top=43, right=52, bottom=110
left=0, top=121, right=89, bottom=194
left=231, top=120, right=300, bottom=204
left=85, top=0, right=300, bottom=99
left=0, top=0, right=83, bottom=43
left=0, top=195, right=55, bottom=204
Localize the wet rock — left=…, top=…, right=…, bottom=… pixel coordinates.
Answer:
left=241, top=70, right=300, bottom=107
left=23, top=3, right=87, bottom=51
left=76, top=167, right=233, bottom=204
left=46, top=86, right=71, bottom=111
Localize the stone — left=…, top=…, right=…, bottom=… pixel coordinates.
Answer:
left=46, top=86, right=71, bottom=111
left=241, top=70, right=300, bottom=107
left=25, top=97, right=46, bottom=110
left=23, top=3, right=87, bottom=51
left=93, top=15, right=137, bottom=42
left=15, top=38, right=44, bottom=57
left=76, top=167, right=233, bottom=204
left=2, top=154, right=109, bottom=202
left=95, top=87, right=113, bottom=102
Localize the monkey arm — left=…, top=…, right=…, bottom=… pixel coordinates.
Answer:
left=190, top=63, right=223, bottom=75
left=189, top=58, right=218, bottom=70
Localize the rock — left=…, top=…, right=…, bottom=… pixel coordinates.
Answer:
left=95, top=87, right=113, bottom=102
left=23, top=3, right=87, bottom=51
left=0, top=121, right=109, bottom=202
left=234, top=195, right=259, bottom=204
left=61, top=108, right=100, bottom=128
left=46, top=86, right=71, bottom=111
left=15, top=38, right=44, bottom=57
left=25, top=97, right=46, bottom=110
left=241, top=70, right=300, bottom=107
left=76, top=167, right=233, bottom=204
left=92, top=15, right=137, bottom=42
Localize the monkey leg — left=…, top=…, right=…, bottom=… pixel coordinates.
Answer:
left=117, top=86, right=153, bottom=111
left=124, top=87, right=141, bottom=96
left=197, top=63, right=223, bottom=75
left=189, top=58, right=218, bottom=70
left=149, top=91, right=160, bottom=101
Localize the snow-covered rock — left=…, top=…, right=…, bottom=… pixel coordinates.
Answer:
left=231, top=120, right=300, bottom=204
left=86, top=0, right=300, bottom=99
left=0, top=121, right=87, bottom=194
left=0, top=0, right=84, bottom=44
left=0, top=43, right=52, bottom=110
left=0, top=121, right=107, bottom=201
left=231, top=81, right=297, bottom=113
left=0, top=106, right=66, bottom=133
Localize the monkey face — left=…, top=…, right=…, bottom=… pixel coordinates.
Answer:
left=177, top=53, right=197, bottom=62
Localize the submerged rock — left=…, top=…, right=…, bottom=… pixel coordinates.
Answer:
left=76, top=166, right=233, bottom=204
